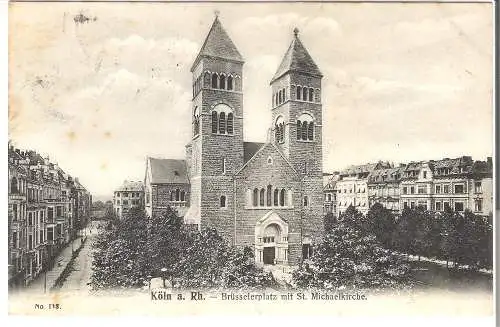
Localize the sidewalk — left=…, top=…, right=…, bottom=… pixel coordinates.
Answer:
left=27, top=236, right=85, bottom=293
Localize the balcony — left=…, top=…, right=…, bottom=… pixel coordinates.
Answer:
left=9, top=193, right=26, bottom=201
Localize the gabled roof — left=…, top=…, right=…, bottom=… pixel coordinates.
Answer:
left=271, top=28, right=322, bottom=84
left=236, top=142, right=299, bottom=178
left=190, top=16, right=243, bottom=72
left=243, top=142, right=265, bottom=164
left=148, top=157, right=188, bottom=184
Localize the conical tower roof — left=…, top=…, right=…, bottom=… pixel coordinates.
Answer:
left=191, top=16, right=244, bottom=72
left=270, top=28, right=322, bottom=84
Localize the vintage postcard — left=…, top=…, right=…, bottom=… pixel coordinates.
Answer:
left=6, top=0, right=495, bottom=319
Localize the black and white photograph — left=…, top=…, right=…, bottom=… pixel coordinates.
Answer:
left=5, top=0, right=495, bottom=319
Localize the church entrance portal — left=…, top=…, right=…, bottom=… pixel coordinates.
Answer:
left=263, top=247, right=275, bottom=265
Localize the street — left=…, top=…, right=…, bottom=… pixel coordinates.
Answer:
left=58, top=221, right=103, bottom=294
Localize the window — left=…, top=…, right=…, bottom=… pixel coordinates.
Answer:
left=219, top=75, right=226, bottom=89
left=303, top=196, right=309, bottom=207
left=475, top=199, right=483, bottom=212
left=327, top=194, right=332, bottom=202
left=302, top=244, right=312, bottom=260
left=227, top=113, right=234, bottom=134
left=435, top=185, right=441, bottom=194
left=444, top=202, right=450, bottom=211
left=435, top=201, right=442, bottom=211
left=12, top=204, right=17, bottom=220
left=454, top=184, right=464, bottom=194
left=302, top=87, right=308, bottom=101
left=474, top=181, right=482, bottom=193
left=443, top=185, right=450, bottom=194
left=454, top=202, right=464, bottom=212
left=308, top=88, right=314, bottom=102
left=28, top=235, right=33, bottom=250
left=297, top=114, right=314, bottom=141
left=259, top=189, right=265, bottom=206
left=410, top=187, right=415, bottom=194
left=180, top=191, right=185, bottom=202
left=296, top=86, right=302, bottom=100
left=275, top=116, right=285, bottom=143
left=211, top=73, right=218, bottom=88
left=418, top=186, right=426, bottom=194
left=402, top=187, right=407, bottom=194
left=12, top=231, right=18, bottom=248
left=47, top=227, right=54, bottom=241
left=175, top=189, right=180, bottom=201
left=273, top=189, right=279, bottom=206
left=423, top=171, right=427, bottom=178
left=266, top=185, right=272, bottom=206
left=211, top=111, right=218, bottom=133
left=48, top=207, right=54, bottom=219
left=410, top=202, right=415, bottom=209
left=193, top=106, right=200, bottom=136
left=267, top=157, right=273, bottom=165
left=10, top=177, right=18, bottom=193
left=253, top=189, right=258, bottom=207
left=220, top=195, right=226, bottom=208
left=123, top=200, right=128, bottom=205
left=170, top=191, right=174, bottom=201
left=219, top=112, right=226, bottom=134
left=418, top=201, right=427, bottom=210
left=280, top=189, right=285, bottom=206
left=227, top=76, right=233, bottom=90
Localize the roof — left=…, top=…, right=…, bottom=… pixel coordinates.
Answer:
left=191, top=16, right=243, bottom=72
left=243, top=142, right=265, bottom=164
left=368, top=167, right=404, bottom=184
left=271, top=28, right=322, bottom=83
left=116, top=181, right=144, bottom=192
left=149, top=158, right=188, bottom=184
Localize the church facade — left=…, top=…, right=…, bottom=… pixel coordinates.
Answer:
left=145, top=16, right=325, bottom=266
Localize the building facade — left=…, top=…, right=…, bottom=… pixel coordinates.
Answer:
left=327, top=156, right=493, bottom=218
left=113, top=180, right=144, bottom=219
left=145, top=17, right=325, bottom=266
left=8, top=144, right=92, bottom=290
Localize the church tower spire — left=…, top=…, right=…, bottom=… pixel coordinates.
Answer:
left=270, top=28, right=323, bottom=179
left=186, top=15, right=244, bottom=241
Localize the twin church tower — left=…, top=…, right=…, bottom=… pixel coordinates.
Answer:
left=183, top=16, right=324, bottom=265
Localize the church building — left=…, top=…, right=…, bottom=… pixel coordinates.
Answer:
left=145, top=16, right=325, bottom=266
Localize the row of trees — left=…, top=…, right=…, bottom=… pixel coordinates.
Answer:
left=328, top=204, right=493, bottom=270
left=90, top=207, right=276, bottom=290
left=293, top=206, right=413, bottom=290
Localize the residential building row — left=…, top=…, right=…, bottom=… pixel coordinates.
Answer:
left=8, top=144, right=92, bottom=290
left=323, top=156, right=493, bottom=218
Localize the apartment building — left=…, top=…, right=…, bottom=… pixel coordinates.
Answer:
left=113, top=180, right=144, bottom=219
left=367, top=166, right=404, bottom=213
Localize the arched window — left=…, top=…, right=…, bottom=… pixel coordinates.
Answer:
left=297, top=113, right=314, bottom=141
left=302, top=87, right=308, bottom=101
left=180, top=191, right=185, bottom=201
left=273, top=189, right=279, bottom=206
left=193, top=106, right=200, bottom=136
left=220, top=195, right=226, bottom=208
left=307, top=122, right=314, bottom=140
left=283, top=88, right=287, bottom=101
left=279, top=90, right=283, bottom=104
left=259, top=188, right=265, bottom=206
left=227, top=76, right=233, bottom=90
left=275, top=116, right=285, bottom=143
left=272, top=94, right=275, bottom=107
left=309, top=88, right=314, bottom=102
left=170, top=191, right=174, bottom=201
left=301, top=121, right=308, bottom=140
left=211, top=73, right=218, bottom=88
left=303, top=196, right=309, bottom=207
left=280, top=189, right=286, bottom=206
left=296, top=86, right=302, bottom=100
left=253, top=188, right=258, bottom=207
left=219, top=112, right=226, bottom=134
left=11, top=177, right=18, bottom=193
left=175, top=189, right=180, bottom=201
left=267, top=185, right=272, bottom=206
left=227, top=113, right=234, bottom=134
left=204, top=72, right=211, bottom=87
left=219, top=75, right=226, bottom=89
left=212, top=111, right=218, bottom=133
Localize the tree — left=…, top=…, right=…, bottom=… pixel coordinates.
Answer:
left=366, top=203, right=396, bottom=249
left=293, top=207, right=412, bottom=290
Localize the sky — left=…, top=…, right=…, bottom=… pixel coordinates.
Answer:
left=8, top=2, right=493, bottom=198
